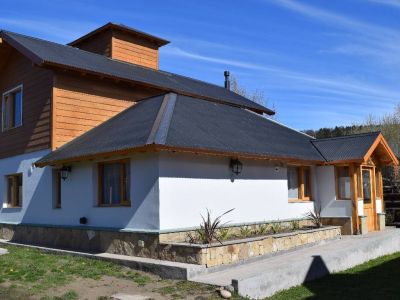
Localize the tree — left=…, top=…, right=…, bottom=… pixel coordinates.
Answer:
left=230, top=75, right=276, bottom=115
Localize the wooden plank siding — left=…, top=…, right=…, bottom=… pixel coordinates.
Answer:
left=69, top=28, right=112, bottom=57
left=112, top=30, right=159, bottom=69
left=0, top=48, right=53, bottom=158
left=52, top=72, right=161, bottom=149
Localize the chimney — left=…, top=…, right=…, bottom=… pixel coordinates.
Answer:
left=68, top=23, right=169, bottom=70
left=224, top=71, right=230, bottom=90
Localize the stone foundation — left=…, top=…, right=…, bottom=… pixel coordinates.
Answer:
left=321, top=217, right=353, bottom=235
left=159, top=226, right=341, bottom=267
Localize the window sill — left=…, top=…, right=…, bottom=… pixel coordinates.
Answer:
left=288, top=199, right=313, bottom=203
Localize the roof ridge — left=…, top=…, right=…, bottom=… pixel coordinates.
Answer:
left=146, top=93, right=177, bottom=145
left=313, top=131, right=381, bottom=142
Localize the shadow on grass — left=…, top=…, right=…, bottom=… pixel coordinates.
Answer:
left=301, top=254, right=400, bottom=300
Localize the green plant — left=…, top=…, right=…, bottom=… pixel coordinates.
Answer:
left=218, top=227, right=231, bottom=240
left=196, top=208, right=235, bottom=245
left=306, top=205, right=323, bottom=228
left=270, top=222, right=283, bottom=234
left=257, top=223, right=269, bottom=235
left=239, top=225, right=252, bottom=237
left=291, top=219, right=300, bottom=231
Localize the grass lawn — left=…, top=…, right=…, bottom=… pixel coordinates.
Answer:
left=269, top=251, right=400, bottom=300
left=1, top=244, right=399, bottom=299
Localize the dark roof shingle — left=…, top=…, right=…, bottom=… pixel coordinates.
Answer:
left=36, top=93, right=323, bottom=166
left=311, top=132, right=381, bottom=162
left=0, top=30, right=274, bottom=115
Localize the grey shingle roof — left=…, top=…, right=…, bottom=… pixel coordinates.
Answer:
left=0, top=30, right=274, bottom=115
left=35, top=93, right=324, bottom=166
left=311, top=132, right=381, bottom=162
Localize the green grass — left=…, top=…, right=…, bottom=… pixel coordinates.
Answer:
left=269, top=252, right=400, bottom=300
left=0, top=245, right=153, bottom=296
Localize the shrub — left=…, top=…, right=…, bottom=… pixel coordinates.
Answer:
left=239, top=225, right=253, bottom=237
left=306, top=205, right=323, bottom=228
left=218, top=227, right=231, bottom=240
left=291, top=220, right=300, bottom=230
left=189, top=208, right=234, bottom=245
left=270, top=222, right=282, bottom=234
left=257, top=223, right=268, bottom=235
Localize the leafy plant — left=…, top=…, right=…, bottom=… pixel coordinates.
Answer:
left=239, top=225, right=252, bottom=237
left=306, top=205, right=323, bottom=228
left=291, top=219, right=300, bottom=231
left=218, top=227, right=231, bottom=240
left=270, top=222, right=283, bottom=234
left=196, top=208, right=235, bottom=245
left=257, top=223, right=268, bottom=235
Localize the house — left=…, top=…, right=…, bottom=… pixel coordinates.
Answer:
left=0, top=23, right=397, bottom=257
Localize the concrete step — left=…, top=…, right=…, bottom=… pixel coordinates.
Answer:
left=190, top=229, right=400, bottom=299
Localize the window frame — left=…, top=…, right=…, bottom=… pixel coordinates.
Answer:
left=335, top=166, right=352, bottom=200
left=2, top=85, right=23, bottom=132
left=98, top=159, right=131, bottom=207
left=5, top=173, right=23, bottom=208
left=287, top=166, right=312, bottom=202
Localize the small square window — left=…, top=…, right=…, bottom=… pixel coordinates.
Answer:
left=98, top=160, right=130, bottom=206
left=335, top=166, right=351, bottom=200
left=2, top=86, right=23, bottom=131
left=287, top=166, right=311, bottom=201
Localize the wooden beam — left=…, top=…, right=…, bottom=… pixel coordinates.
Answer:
left=350, top=163, right=359, bottom=234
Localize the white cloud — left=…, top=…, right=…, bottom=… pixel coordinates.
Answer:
left=369, top=0, right=400, bottom=8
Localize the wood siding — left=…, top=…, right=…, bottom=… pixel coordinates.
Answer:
left=52, top=72, right=160, bottom=149
left=112, top=30, right=159, bottom=69
left=70, top=28, right=112, bottom=57
left=0, top=48, right=53, bottom=159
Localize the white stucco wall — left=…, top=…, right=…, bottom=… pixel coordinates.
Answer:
left=0, top=151, right=160, bottom=230
left=158, top=152, right=315, bottom=231
left=317, top=166, right=352, bottom=217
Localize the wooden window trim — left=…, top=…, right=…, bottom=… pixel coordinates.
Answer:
left=335, top=166, right=351, bottom=200
left=2, top=85, right=23, bottom=132
left=98, top=159, right=131, bottom=207
left=288, top=166, right=312, bottom=201
left=5, top=173, right=22, bottom=208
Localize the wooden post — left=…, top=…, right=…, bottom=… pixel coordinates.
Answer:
left=350, top=163, right=359, bottom=234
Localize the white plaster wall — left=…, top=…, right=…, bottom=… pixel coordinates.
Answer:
left=376, top=199, right=382, bottom=214
left=0, top=151, right=160, bottom=230
left=158, top=152, right=315, bottom=231
left=317, top=166, right=352, bottom=217
left=0, top=150, right=51, bottom=224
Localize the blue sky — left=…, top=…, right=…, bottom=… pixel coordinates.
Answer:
left=1, top=0, right=399, bottom=130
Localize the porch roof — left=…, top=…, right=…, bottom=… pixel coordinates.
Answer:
left=311, top=132, right=398, bottom=165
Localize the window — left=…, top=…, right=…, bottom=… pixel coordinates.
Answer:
left=53, top=169, right=62, bottom=209
left=98, top=160, right=130, bottom=206
left=6, top=173, right=22, bottom=208
left=287, top=166, right=311, bottom=201
left=335, top=166, right=351, bottom=200
left=2, top=86, right=23, bottom=131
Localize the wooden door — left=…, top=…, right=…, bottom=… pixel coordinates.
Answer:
left=362, top=168, right=376, bottom=231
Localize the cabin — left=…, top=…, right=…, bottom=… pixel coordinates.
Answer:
left=0, top=23, right=397, bottom=260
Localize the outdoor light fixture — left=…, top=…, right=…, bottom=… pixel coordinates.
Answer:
left=230, top=159, right=243, bottom=175
left=60, top=166, right=72, bottom=181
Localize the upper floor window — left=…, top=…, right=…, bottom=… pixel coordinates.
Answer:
left=98, top=160, right=130, bottom=206
left=287, top=166, right=311, bottom=201
left=6, top=173, right=23, bottom=208
left=2, top=85, right=23, bottom=131
left=335, top=166, right=351, bottom=200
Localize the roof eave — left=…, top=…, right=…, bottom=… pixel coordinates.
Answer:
left=35, top=144, right=323, bottom=168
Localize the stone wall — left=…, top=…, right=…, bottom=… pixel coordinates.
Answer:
left=159, top=226, right=341, bottom=267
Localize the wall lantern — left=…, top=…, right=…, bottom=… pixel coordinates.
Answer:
left=230, top=159, right=243, bottom=175
left=60, top=166, right=72, bottom=181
